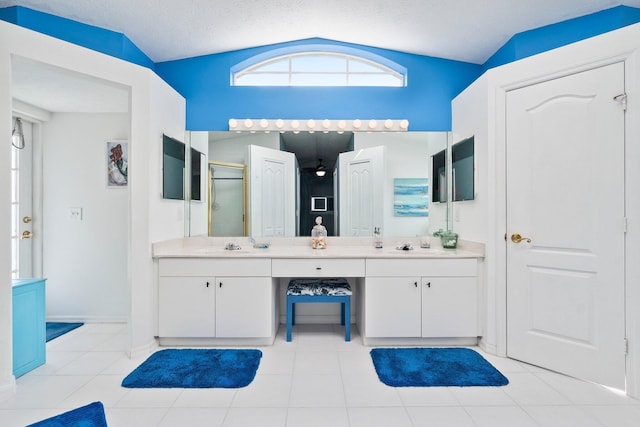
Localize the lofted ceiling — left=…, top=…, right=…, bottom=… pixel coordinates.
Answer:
left=1, top=0, right=640, bottom=64
left=6, top=0, right=640, bottom=166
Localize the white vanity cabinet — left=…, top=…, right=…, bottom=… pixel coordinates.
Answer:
left=362, top=258, right=478, bottom=342
left=158, top=258, right=277, bottom=344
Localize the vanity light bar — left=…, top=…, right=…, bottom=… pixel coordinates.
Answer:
left=228, top=118, right=409, bottom=133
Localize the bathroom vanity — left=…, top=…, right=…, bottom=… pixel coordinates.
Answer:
left=153, top=237, right=483, bottom=346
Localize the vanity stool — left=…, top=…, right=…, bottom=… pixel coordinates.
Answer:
left=286, top=278, right=351, bottom=342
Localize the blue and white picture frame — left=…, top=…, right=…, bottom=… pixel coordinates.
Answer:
left=394, top=178, right=428, bottom=217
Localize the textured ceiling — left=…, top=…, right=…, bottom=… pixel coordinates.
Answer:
left=1, top=0, right=640, bottom=64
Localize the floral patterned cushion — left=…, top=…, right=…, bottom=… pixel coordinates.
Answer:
left=287, top=278, right=352, bottom=296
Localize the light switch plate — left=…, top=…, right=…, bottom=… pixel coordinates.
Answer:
left=69, top=207, right=83, bottom=221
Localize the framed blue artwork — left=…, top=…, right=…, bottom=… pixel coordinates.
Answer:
left=394, top=178, right=428, bottom=217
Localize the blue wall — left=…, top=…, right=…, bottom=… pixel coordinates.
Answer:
left=3, top=5, right=640, bottom=131
left=0, top=6, right=154, bottom=70
left=483, top=6, right=640, bottom=71
left=155, top=39, right=480, bottom=131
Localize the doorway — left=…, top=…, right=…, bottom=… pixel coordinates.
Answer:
left=505, top=62, right=626, bottom=390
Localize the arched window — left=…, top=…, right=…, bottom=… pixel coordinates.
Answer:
left=231, top=45, right=406, bottom=87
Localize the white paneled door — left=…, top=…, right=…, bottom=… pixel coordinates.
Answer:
left=506, top=63, right=626, bottom=389
left=248, top=145, right=296, bottom=237
left=338, top=146, right=385, bottom=236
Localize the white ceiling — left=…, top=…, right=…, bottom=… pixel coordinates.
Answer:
left=7, top=0, right=640, bottom=164
left=2, top=0, right=640, bottom=64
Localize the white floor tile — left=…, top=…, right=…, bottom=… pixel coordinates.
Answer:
left=502, top=372, right=572, bottom=405
left=406, top=406, right=476, bottom=427
left=105, top=408, right=169, bottom=427
left=449, top=386, right=517, bottom=406
left=286, top=407, right=350, bottom=427
left=342, top=373, right=403, bottom=407
left=397, top=386, right=460, bottom=406
left=523, top=405, right=603, bottom=427
left=289, top=374, right=346, bottom=407
left=222, top=407, right=287, bottom=427
left=232, top=374, right=292, bottom=407
left=4, top=322, right=638, bottom=427
left=348, top=407, right=413, bottom=427
left=158, top=407, right=227, bottom=427
left=293, top=350, right=341, bottom=374
left=584, top=405, right=640, bottom=427
left=465, top=405, right=539, bottom=427
left=172, top=388, right=237, bottom=407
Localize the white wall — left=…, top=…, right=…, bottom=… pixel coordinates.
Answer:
left=209, top=132, right=279, bottom=165
left=42, top=113, right=128, bottom=322
left=452, top=23, right=640, bottom=397
left=0, top=21, right=187, bottom=399
left=354, top=132, right=447, bottom=236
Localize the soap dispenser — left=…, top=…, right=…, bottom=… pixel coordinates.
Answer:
left=373, top=227, right=383, bottom=249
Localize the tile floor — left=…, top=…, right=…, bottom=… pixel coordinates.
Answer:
left=1, top=323, right=639, bottom=426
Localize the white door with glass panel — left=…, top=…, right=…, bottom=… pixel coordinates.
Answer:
left=338, top=146, right=385, bottom=236
left=248, top=145, right=296, bottom=237
left=506, top=62, right=626, bottom=390
left=11, top=116, right=34, bottom=278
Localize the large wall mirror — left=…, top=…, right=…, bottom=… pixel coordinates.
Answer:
left=186, top=130, right=452, bottom=238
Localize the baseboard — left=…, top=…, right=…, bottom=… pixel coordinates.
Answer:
left=45, top=315, right=127, bottom=323
left=361, top=337, right=478, bottom=347
left=0, top=376, right=16, bottom=402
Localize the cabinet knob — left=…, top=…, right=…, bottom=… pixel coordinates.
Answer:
left=426, top=282, right=431, bottom=288
left=206, top=282, right=210, bottom=287
left=414, top=281, right=418, bottom=287
left=219, top=282, right=223, bottom=288
left=315, top=267, right=322, bottom=270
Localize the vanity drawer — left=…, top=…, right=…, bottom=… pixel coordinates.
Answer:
left=366, top=258, right=477, bottom=277
left=272, top=258, right=365, bottom=277
left=159, top=258, right=271, bottom=277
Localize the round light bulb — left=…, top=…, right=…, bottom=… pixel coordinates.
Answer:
left=322, top=119, right=331, bottom=130
left=400, top=119, right=409, bottom=130
left=384, top=119, right=393, bottom=129
left=291, top=120, right=300, bottom=130
left=368, top=119, right=378, bottom=130
left=275, top=119, right=284, bottom=129
left=259, top=119, right=269, bottom=129
left=337, top=120, right=346, bottom=130
left=353, top=119, right=362, bottom=129
left=228, top=118, right=238, bottom=129
left=244, top=119, right=253, bottom=128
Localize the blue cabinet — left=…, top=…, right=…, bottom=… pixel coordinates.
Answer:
left=12, top=278, right=46, bottom=377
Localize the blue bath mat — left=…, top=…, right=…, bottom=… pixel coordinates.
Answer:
left=46, top=322, right=84, bottom=342
left=121, top=349, right=262, bottom=388
left=370, top=347, right=509, bottom=387
left=27, top=401, right=107, bottom=427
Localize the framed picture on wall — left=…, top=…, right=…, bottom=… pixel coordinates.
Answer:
left=394, top=178, right=429, bottom=217
left=107, top=140, right=128, bottom=187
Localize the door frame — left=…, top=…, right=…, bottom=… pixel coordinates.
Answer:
left=11, top=105, right=47, bottom=278
left=483, top=42, right=640, bottom=397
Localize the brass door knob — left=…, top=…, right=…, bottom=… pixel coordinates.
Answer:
left=21, top=230, right=33, bottom=239
left=511, top=233, right=531, bottom=244
left=23, top=216, right=32, bottom=223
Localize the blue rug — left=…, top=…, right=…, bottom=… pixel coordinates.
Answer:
left=27, top=401, right=107, bottom=427
left=370, top=347, right=509, bottom=387
left=46, top=322, right=84, bottom=342
left=121, top=349, right=262, bottom=388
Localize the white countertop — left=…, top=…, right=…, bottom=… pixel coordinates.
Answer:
left=152, top=236, right=484, bottom=259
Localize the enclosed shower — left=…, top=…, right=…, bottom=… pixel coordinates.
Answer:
left=208, top=161, right=247, bottom=236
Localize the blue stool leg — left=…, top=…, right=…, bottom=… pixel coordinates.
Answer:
left=340, top=300, right=345, bottom=325
left=286, top=297, right=293, bottom=342
left=344, top=297, right=351, bottom=341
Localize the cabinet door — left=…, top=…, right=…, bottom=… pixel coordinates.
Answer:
left=216, top=277, right=272, bottom=338
left=422, top=277, right=478, bottom=337
left=365, top=277, right=421, bottom=337
left=159, top=277, right=215, bottom=337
